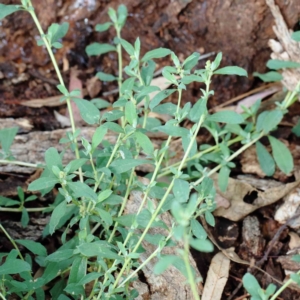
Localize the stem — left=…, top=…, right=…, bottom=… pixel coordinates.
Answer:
left=0, top=224, right=24, bottom=261
left=270, top=272, right=300, bottom=300
left=117, top=233, right=172, bottom=289
left=0, top=292, right=6, bottom=300
left=183, top=231, right=200, bottom=300
left=158, top=136, right=242, bottom=178
left=26, top=1, right=83, bottom=182
left=0, top=207, right=48, bottom=212
left=0, top=160, right=39, bottom=169
left=192, top=132, right=264, bottom=187
left=113, top=112, right=206, bottom=288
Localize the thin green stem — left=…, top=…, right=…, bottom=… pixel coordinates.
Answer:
left=0, top=207, right=48, bottom=212
left=192, top=132, right=264, bottom=187
left=117, top=233, right=172, bottom=289
left=158, top=136, right=242, bottom=178
left=0, top=224, right=24, bottom=261
left=26, top=1, right=83, bottom=182
left=183, top=231, right=200, bottom=300
left=270, top=271, right=300, bottom=300
left=0, top=292, right=6, bottom=300
left=0, top=160, right=39, bottom=169
left=113, top=112, right=206, bottom=288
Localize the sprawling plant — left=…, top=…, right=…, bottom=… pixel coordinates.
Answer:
left=0, top=1, right=299, bottom=299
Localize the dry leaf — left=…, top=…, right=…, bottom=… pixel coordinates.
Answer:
left=288, top=232, right=300, bottom=250
left=213, top=174, right=300, bottom=221
left=202, top=252, right=230, bottom=300
left=235, top=85, right=280, bottom=113
left=86, top=76, right=101, bottom=98
left=275, top=188, right=300, bottom=228
left=20, top=95, right=62, bottom=108
left=53, top=110, right=71, bottom=128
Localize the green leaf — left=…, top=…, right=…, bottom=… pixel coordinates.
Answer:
left=21, top=208, right=29, bottom=228
left=242, top=273, right=261, bottom=297
left=94, top=207, right=113, bottom=226
left=108, top=7, right=117, bottom=23
left=92, top=126, right=107, bottom=151
left=114, top=214, right=135, bottom=227
left=102, top=109, right=123, bottom=122
left=162, top=68, right=178, bottom=85
left=0, top=4, right=20, bottom=20
left=144, top=234, right=165, bottom=245
left=0, top=259, right=30, bottom=275
left=28, top=177, right=58, bottom=191
left=182, top=52, right=200, bottom=70
left=77, top=272, right=102, bottom=286
left=86, top=43, right=116, bottom=56
left=0, top=196, right=19, bottom=207
left=152, top=103, right=177, bottom=116
left=49, top=200, right=67, bottom=235
left=141, top=48, right=171, bottom=62
left=189, top=98, right=207, bottom=122
left=292, top=119, right=300, bottom=137
left=214, top=66, right=247, bottom=76
left=68, top=182, right=97, bottom=200
left=256, top=141, right=275, bottom=176
left=218, top=165, right=230, bottom=192
left=57, top=84, right=69, bottom=96
left=253, top=71, right=283, bottom=82
left=110, top=159, right=152, bottom=173
left=141, top=60, right=156, bottom=85
left=136, top=209, right=152, bottom=228
left=96, top=72, right=116, bottom=82
left=16, top=240, right=47, bottom=257
left=125, top=101, right=137, bottom=126
left=134, top=131, right=154, bottom=154
left=155, top=124, right=189, bottom=137
left=212, top=52, right=222, bottom=70
left=68, top=256, right=86, bottom=285
left=73, top=98, right=100, bottom=124
left=266, top=59, right=300, bottom=70
left=76, top=242, right=114, bottom=258
left=269, top=136, right=293, bottom=174
left=150, top=89, right=177, bottom=110
left=95, top=22, right=112, bottom=32
left=191, top=219, right=207, bottom=240
left=120, top=39, right=135, bottom=56
left=173, top=179, right=190, bottom=202
left=256, top=110, right=283, bottom=133
left=154, top=255, right=177, bottom=274
left=102, top=122, right=124, bottom=134
left=45, top=147, right=62, bottom=171
left=51, top=22, right=69, bottom=44
left=208, top=111, right=244, bottom=124
left=0, top=127, right=18, bottom=153
left=291, top=31, right=300, bottom=42
left=189, top=238, right=214, bottom=252
left=97, top=190, right=113, bottom=203
left=65, top=159, right=87, bottom=174
left=205, top=211, right=215, bottom=227
left=181, top=75, right=204, bottom=84
left=117, top=4, right=128, bottom=27
left=46, top=249, right=74, bottom=262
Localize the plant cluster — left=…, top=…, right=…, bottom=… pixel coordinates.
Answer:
left=0, top=1, right=299, bottom=299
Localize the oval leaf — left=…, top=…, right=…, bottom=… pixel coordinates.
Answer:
left=208, top=111, right=244, bottom=124
left=256, top=141, right=275, bottom=176
left=214, top=66, right=247, bottom=77
left=269, top=136, right=293, bottom=174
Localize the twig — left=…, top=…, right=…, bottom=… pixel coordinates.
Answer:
left=257, top=210, right=300, bottom=266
